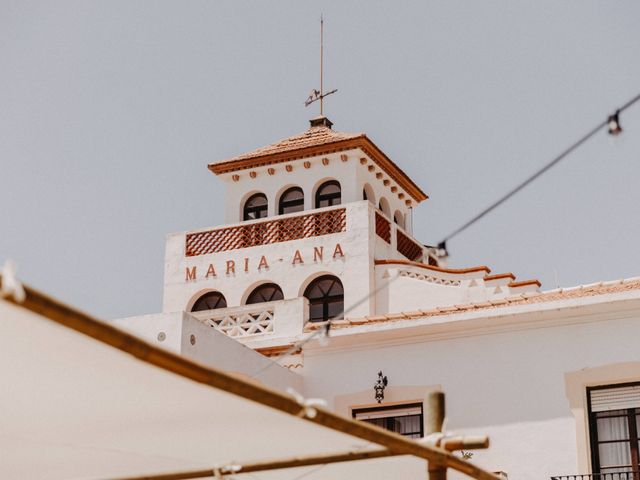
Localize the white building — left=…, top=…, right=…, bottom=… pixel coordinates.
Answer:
left=116, top=115, right=640, bottom=480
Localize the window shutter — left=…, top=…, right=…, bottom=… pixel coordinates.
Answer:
left=590, top=384, right=640, bottom=412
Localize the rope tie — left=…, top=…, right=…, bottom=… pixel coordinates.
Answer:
left=1, top=260, right=26, bottom=303
left=287, top=387, right=327, bottom=419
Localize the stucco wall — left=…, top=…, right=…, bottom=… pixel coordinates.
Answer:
left=215, top=147, right=415, bottom=231
left=300, top=313, right=640, bottom=480
left=163, top=201, right=375, bottom=319
left=112, top=311, right=301, bottom=392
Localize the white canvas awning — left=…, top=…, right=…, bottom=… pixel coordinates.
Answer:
left=0, top=278, right=496, bottom=480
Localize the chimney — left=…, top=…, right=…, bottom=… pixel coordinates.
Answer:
left=309, top=116, right=333, bottom=129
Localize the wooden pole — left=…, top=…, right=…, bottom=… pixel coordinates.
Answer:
left=0, top=277, right=499, bottom=480
left=117, top=448, right=397, bottom=480
left=426, top=391, right=447, bottom=480
left=116, top=435, right=490, bottom=480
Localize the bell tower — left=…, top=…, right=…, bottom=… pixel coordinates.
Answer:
left=157, top=114, right=540, bottom=353
left=161, top=116, right=428, bottom=330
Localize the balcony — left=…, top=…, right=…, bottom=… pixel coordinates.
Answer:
left=374, top=211, right=425, bottom=262
left=182, top=201, right=427, bottom=265
left=186, top=207, right=347, bottom=257
left=552, top=473, right=640, bottom=480
left=190, top=297, right=307, bottom=345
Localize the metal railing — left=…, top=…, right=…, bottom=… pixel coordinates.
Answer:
left=552, top=472, right=640, bottom=480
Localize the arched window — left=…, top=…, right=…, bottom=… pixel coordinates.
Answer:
left=191, top=291, right=227, bottom=312
left=378, top=197, right=390, bottom=217
left=279, top=187, right=304, bottom=215
left=362, top=183, right=375, bottom=204
left=394, top=211, right=404, bottom=228
left=315, top=180, right=341, bottom=208
left=246, top=283, right=284, bottom=304
left=243, top=193, right=268, bottom=221
left=303, top=275, right=344, bottom=323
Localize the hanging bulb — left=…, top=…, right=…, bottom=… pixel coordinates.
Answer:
left=437, top=240, right=449, bottom=258
left=608, top=110, right=622, bottom=135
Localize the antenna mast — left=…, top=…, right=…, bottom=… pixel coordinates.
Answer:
left=304, top=14, right=337, bottom=116
left=320, top=14, right=324, bottom=115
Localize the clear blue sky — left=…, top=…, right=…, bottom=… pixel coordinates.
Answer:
left=2, top=1, right=639, bottom=319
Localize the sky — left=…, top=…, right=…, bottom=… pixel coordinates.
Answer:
left=1, top=1, right=639, bottom=320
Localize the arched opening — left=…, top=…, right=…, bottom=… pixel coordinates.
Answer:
left=303, top=275, right=344, bottom=323
left=191, top=291, right=227, bottom=312
left=378, top=197, right=391, bottom=217
left=246, top=283, right=284, bottom=304
left=315, top=180, right=341, bottom=208
left=394, top=210, right=404, bottom=228
left=362, top=183, right=375, bottom=204
left=279, top=187, right=304, bottom=215
left=243, top=193, right=268, bottom=221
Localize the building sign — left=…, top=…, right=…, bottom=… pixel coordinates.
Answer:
left=185, top=243, right=345, bottom=282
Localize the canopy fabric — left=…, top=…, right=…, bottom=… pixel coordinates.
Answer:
left=0, top=284, right=496, bottom=480
left=0, top=299, right=364, bottom=478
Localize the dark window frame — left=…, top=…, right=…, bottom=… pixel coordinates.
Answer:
left=278, top=187, right=304, bottom=215
left=588, top=382, right=640, bottom=475
left=246, top=283, right=284, bottom=304
left=303, top=275, right=344, bottom=323
left=191, top=291, right=227, bottom=312
left=243, top=193, right=268, bottom=221
left=352, top=402, right=424, bottom=439
left=315, top=180, right=341, bottom=208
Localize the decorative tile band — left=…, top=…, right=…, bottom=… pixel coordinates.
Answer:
left=186, top=208, right=347, bottom=256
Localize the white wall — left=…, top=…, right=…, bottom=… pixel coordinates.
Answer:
left=163, top=201, right=375, bottom=319
left=112, top=311, right=301, bottom=392
left=220, top=152, right=360, bottom=225
left=216, top=147, right=416, bottom=231
left=299, top=310, right=640, bottom=480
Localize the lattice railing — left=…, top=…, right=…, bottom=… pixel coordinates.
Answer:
left=397, top=229, right=423, bottom=262
left=375, top=212, right=391, bottom=243
left=186, top=207, right=346, bottom=257
left=193, top=308, right=274, bottom=338
left=399, top=270, right=461, bottom=286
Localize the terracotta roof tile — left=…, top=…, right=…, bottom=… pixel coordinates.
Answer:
left=216, top=126, right=363, bottom=164
left=340, top=279, right=640, bottom=329
left=208, top=123, right=429, bottom=203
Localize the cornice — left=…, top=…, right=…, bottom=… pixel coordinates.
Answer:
left=208, top=136, right=428, bottom=204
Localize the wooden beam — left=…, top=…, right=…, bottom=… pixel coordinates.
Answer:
left=117, top=448, right=399, bottom=480
left=426, top=392, right=447, bottom=480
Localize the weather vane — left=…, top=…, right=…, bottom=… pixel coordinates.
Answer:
left=304, top=15, right=337, bottom=116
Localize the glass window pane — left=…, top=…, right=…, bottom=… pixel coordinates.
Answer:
left=355, top=407, right=423, bottom=438
left=309, top=304, right=324, bottom=321
left=597, top=416, right=630, bottom=441
left=192, top=292, right=227, bottom=311
left=327, top=302, right=343, bottom=319
left=247, top=284, right=283, bottom=304
left=598, top=442, right=632, bottom=469
left=304, top=275, right=344, bottom=322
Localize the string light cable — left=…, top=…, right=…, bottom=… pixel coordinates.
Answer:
left=438, top=92, right=640, bottom=253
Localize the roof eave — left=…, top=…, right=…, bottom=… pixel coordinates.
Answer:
left=208, top=136, right=428, bottom=204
